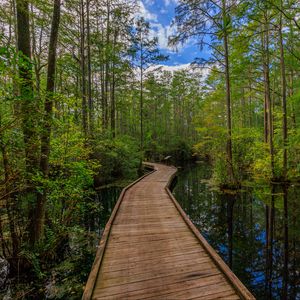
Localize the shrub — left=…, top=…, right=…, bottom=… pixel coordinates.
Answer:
left=93, top=135, right=142, bottom=185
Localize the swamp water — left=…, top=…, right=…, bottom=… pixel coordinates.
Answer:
left=172, top=162, right=300, bottom=300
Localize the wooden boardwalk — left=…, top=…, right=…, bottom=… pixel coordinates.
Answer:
left=83, top=163, right=255, bottom=300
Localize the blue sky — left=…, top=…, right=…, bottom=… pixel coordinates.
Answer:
left=138, top=0, right=209, bottom=66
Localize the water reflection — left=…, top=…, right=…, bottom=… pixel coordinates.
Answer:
left=172, top=162, right=300, bottom=300
left=96, top=186, right=123, bottom=233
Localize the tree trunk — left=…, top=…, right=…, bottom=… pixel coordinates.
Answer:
left=104, top=0, right=111, bottom=130
left=261, top=28, right=268, bottom=144
left=80, top=0, right=88, bottom=136
left=262, top=14, right=275, bottom=178
left=16, top=0, right=38, bottom=172
left=111, top=68, right=116, bottom=138
left=86, top=0, right=93, bottom=135
left=16, top=0, right=40, bottom=245
left=37, top=0, right=61, bottom=243
left=111, top=30, right=118, bottom=138
left=222, top=0, right=234, bottom=182
left=140, top=66, right=144, bottom=150
left=279, top=5, right=288, bottom=179
left=288, top=23, right=296, bottom=129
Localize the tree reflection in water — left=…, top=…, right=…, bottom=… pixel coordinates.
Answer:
left=172, top=162, right=300, bottom=300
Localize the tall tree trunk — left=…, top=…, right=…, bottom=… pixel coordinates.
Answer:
left=95, top=0, right=105, bottom=130
left=140, top=65, right=144, bottom=150
left=288, top=23, right=296, bottom=129
left=290, top=71, right=296, bottom=128
left=111, top=68, right=116, bottom=138
left=222, top=0, right=234, bottom=182
left=111, top=30, right=117, bottom=138
left=10, top=0, right=20, bottom=116
left=16, top=0, right=38, bottom=172
left=103, top=0, right=111, bottom=130
left=261, top=24, right=268, bottom=144
left=80, top=0, right=88, bottom=136
left=262, top=14, right=275, bottom=178
left=16, top=0, right=40, bottom=245
left=86, top=0, right=93, bottom=135
left=37, top=0, right=61, bottom=243
left=279, top=5, right=288, bottom=179
left=30, top=3, right=38, bottom=94
left=100, top=60, right=105, bottom=129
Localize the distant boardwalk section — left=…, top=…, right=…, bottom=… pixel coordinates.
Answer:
left=83, top=163, right=255, bottom=299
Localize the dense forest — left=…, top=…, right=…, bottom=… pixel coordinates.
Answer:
left=0, top=0, right=299, bottom=298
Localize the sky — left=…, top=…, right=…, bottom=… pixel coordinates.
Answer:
left=137, top=0, right=210, bottom=67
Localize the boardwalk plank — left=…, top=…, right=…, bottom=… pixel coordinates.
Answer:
left=93, top=274, right=226, bottom=300
left=102, top=255, right=211, bottom=273
left=99, top=249, right=205, bottom=266
left=93, top=270, right=221, bottom=298
left=101, top=261, right=217, bottom=282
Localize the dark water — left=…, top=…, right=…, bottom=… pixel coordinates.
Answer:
left=95, top=186, right=123, bottom=232
left=172, top=162, right=300, bottom=300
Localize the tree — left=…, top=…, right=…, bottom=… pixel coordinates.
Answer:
left=16, top=0, right=41, bottom=245
left=38, top=0, right=62, bottom=243
left=80, top=0, right=88, bottom=136
left=277, top=0, right=288, bottom=179
left=191, top=0, right=300, bottom=182
left=171, top=0, right=237, bottom=182
left=131, top=17, right=167, bottom=150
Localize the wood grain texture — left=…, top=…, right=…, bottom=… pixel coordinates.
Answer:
left=82, top=163, right=255, bottom=300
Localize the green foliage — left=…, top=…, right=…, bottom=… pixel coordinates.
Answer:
left=248, top=141, right=273, bottom=182
left=44, top=227, right=97, bottom=299
left=166, top=138, right=193, bottom=162
left=287, top=129, right=300, bottom=178
left=232, top=128, right=261, bottom=179
left=93, top=135, right=142, bottom=184
left=19, top=249, right=44, bottom=279
left=144, top=139, right=164, bottom=161
left=212, top=157, right=228, bottom=185
left=194, top=124, right=228, bottom=184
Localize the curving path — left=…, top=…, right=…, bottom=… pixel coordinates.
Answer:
left=83, top=163, right=255, bottom=300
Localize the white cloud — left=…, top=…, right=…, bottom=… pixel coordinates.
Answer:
left=150, top=23, right=177, bottom=50
left=136, top=1, right=157, bottom=21
left=147, top=63, right=210, bottom=82
left=135, top=1, right=181, bottom=52
left=149, top=63, right=191, bottom=72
